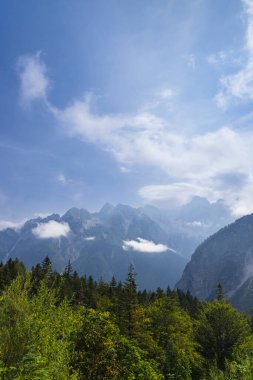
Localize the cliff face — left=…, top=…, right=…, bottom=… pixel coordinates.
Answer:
left=176, top=214, right=253, bottom=312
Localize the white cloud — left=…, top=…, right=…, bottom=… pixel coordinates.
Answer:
left=56, top=174, right=68, bottom=185
left=52, top=100, right=253, bottom=215
left=139, top=173, right=253, bottom=217
left=215, top=92, right=229, bottom=109
left=120, top=166, right=131, bottom=173
left=0, top=220, right=24, bottom=231
left=17, top=51, right=253, bottom=217
left=32, top=220, right=70, bottom=239
left=139, top=182, right=217, bottom=205
left=53, top=94, right=166, bottom=167
left=207, top=51, right=227, bottom=66
left=215, top=1, right=253, bottom=108
left=122, top=237, right=170, bottom=253
left=159, top=88, right=174, bottom=99
left=55, top=95, right=253, bottom=187
left=207, top=50, right=239, bottom=67
left=139, top=87, right=174, bottom=112
left=84, top=236, right=95, bottom=241
left=30, top=83, right=253, bottom=215
left=186, top=221, right=209, bottom=228
left=17, top=52, right=49, bottom=105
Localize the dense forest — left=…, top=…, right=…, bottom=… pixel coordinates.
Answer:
left=0, top=258, right=252, bottom=379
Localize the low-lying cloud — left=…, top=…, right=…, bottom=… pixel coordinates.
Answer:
left=0, top=220, right=24, bottom=231
left=84, top=236, right=95, bottom=241
left=123, top=238, right=169, bottom=253
left=32, top=220, right=70, bottom=239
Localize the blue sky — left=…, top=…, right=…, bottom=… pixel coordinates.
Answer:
left=1, top=0, right=253, bottom=224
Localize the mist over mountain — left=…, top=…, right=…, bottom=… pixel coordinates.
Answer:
left=0, top=198, right=233, bottom=290
left=141, top=196, right=233, bottom=258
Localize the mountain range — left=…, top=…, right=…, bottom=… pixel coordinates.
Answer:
left=0, top=197, right=233, bottom=290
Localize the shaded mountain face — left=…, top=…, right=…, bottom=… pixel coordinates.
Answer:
left=176, top=214, right=253, bottom=312
left=0, top=199, right=232, bottom=290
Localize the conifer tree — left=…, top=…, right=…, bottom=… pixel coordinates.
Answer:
left=42, top=256, right=52, bottom=276
left=216, top=282, right=225, bottom=301
left=120, top=264, right=138, bottom=337
left=64, top=260, right=73, bottom=277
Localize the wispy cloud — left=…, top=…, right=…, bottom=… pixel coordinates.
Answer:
left=120, top=166, right=131, bottom=173
left=17, top=51, right=253, bottom=216
left=0, top=220, right=24, bottom=231
left=215, top=0, right=253, bottom=108
left=122, top=238, right=170, bottom=253
left=184, top=54, right=196, bottom=69
left=54, top=98, right=253, bottom=215
left=17, top=52, right=50, bottom=106
left=139, top=171, right=253, bottom=217
left=56, top=174, right=68, bottom=185
left=32, top=220, right=70, bottom=239
left=140, top=87, right=174, bottom=112
left=207, top=50, right=240, bottom=67
left=53, top=94, right=166, bottom=167
left=159, top=88, right=174, bottom=99
left=139, top=182, right=216, bottom=205
left=186, top=221, right=209, bottom=228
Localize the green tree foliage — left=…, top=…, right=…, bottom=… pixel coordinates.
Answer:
left=196, top=300, right=251, bottom=370
left=41, top=256, right=52, bottom=277
left=0, top=274, right=30, bottom=374
left=210, top=335, right=253, bottom=380
left=73, top=308, right=163, bottom=380
left=0, top=275, right=82, bottom=379
left=176, top=289, right=203, bottom=318
left=147, top=296, right=202, bottom=379
left=28, top=282, right=82, bottom=379
left=118, top=264, right=138, bottom=337
left=0, top=257, right=252, bottom=379
left=0, top=258, right=25, bottom=290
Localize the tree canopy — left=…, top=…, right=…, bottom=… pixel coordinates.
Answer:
left=0, top=259, right=251, bottom=379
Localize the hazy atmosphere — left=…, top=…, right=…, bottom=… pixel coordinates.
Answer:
left=1, top=0, right=253, bottom=223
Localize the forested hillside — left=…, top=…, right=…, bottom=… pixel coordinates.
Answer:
left=0, top=258, right=252, bottom=379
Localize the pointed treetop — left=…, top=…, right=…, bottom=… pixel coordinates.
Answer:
left=216, top=282, right=225, bottom=301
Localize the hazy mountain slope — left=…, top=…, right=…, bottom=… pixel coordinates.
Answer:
left=176, top=214, right=253, bottom=312
left=0, top=204, right=187, bottom=289
left=0, top=199, right=233, bottom=290
left=141, top=197, right=233, bottom=258
left=64, top=204, right=188, bottom=288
